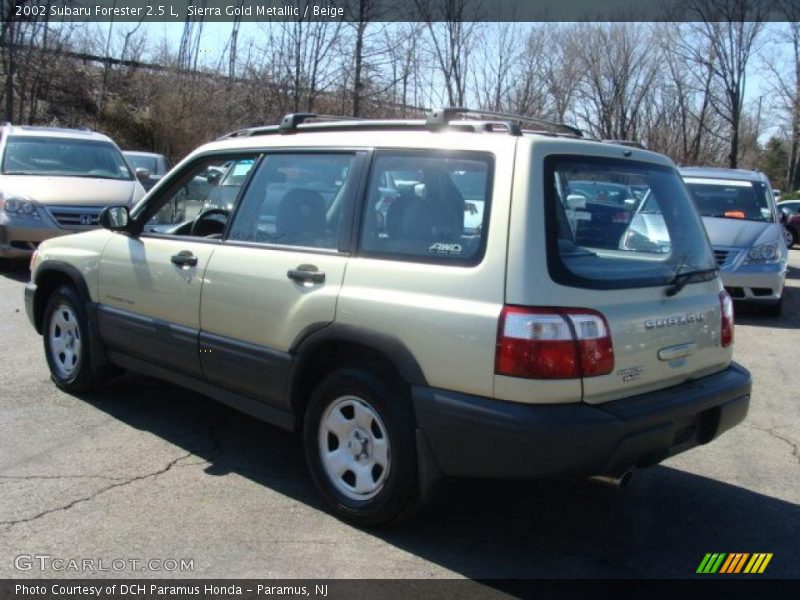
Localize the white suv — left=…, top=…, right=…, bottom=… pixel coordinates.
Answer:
left=25, top=109, right=752, bottom=525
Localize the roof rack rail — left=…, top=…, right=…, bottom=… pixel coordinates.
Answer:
left=278, top=113, right=359, bottom=133
left=602, top=139, right=645, bottom=149
left=426, top=107, right=583, bottom=138
left=216, top=108, right=583, bottom=140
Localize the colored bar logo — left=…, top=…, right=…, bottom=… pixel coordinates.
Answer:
left=696, top=553, right=773, bottom=574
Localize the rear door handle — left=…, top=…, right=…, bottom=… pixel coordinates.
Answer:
left=171, top=251, right=198, bottom=267
left=287, top=264, right=325, bottom=284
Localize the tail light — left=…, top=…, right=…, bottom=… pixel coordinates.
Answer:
left=719, top=290, right=734, bottom=347
left=496, top=306, right=614, bottom=379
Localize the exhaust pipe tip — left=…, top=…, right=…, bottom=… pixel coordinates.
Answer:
left=587, top=470, right=634, bottom=489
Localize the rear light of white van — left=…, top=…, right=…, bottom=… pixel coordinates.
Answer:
left=720, top=290, right=734, bottom=347
left=496, top=306, right=614, bottom=379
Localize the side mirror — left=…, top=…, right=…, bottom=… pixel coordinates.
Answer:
left=99, top=206, right=130, bottom=231
left=135, top=168, right=151, bottom=182
left=780, top=208, right=789, bottom=224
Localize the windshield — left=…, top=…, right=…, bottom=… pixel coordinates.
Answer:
left=125, top=154, right=158, bottom=173
left=3, top=136, right=132, bottom=180
left=684, top=178, right=773, bottom=223
left=546, top=156, right=715, bottom=289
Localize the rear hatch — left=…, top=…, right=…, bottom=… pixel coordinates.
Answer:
left=500, top=146, right=732, bottom=405
left=579, top=279, right=728, bottom=404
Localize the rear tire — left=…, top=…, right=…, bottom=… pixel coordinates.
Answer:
left=303, top=368, right=419, bottom=527
left=42, top=285, right=99, bottom=393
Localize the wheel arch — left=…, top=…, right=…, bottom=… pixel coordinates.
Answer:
left=287, top=324, right=428, bottom=425
left=32, top=261, right=93, bottom=334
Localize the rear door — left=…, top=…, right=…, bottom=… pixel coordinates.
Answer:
left=198, top=151, right=366, bottom=408
left=504, top=145, right=730, bottom=404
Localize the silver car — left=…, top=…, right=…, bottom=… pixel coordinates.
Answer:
left=0, top=125, right=147, bottom=261
left=622, top=167, right=788, bottom=316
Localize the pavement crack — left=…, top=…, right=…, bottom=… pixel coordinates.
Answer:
left=0, top=474, right=126, bottom=482
left=744, top=424, right=800, bottom=466
left=0, top=411, right=239, bottom=531
left=0, top=451, right=193, bottom=530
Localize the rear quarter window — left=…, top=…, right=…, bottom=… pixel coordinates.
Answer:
left=359, top=151, right=493, bottom=266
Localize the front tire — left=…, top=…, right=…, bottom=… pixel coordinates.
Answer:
left=42, top=285, right=98, bottom=393
left=303, top=368, right=419, bottom=527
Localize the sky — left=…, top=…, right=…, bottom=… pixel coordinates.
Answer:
left=83, top=20, right=794, bottom=142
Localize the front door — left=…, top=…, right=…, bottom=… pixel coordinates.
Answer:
left=97, top=154, right=258, bottom=377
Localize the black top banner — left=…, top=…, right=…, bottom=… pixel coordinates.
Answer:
left=4, top=0, right=798, bottom=23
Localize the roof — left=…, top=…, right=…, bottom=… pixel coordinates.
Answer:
left=122, top=150, right=166, bottom=158
left=3, top=124, right=114, bottom=144
left=678, top=166, right=768, bottom=183
left=190, top=110, right=673, bottom=169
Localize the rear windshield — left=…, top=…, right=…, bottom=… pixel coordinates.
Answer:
left=2, top=136, right=132, bottom=180
left=683, top=178, right=774, bottom=223
left=545, top=156, right=716, bottom=289
left=125, top=154, right=158, bottom=173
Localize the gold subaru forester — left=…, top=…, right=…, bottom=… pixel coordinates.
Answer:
left=25, top=109, right=752, bottom=526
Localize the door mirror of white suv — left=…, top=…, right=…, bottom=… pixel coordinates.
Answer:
left=99, top=206, right=130, bottom=231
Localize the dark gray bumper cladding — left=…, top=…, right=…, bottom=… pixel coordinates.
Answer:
left=24, top=282, right=37, bottom=330
left=413, top=363, right=751, bottom=479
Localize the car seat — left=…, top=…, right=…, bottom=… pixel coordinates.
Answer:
left=275, top=189, right=327, bottom=246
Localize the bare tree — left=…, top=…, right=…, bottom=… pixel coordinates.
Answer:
left=674, top=0, right=767, bottom=167
left=573, top=23, right=661, bottom=140
left=652, top=23, right=724, bottom=164
left=414, top=0, right=480, bottom=107
left=471, top=22, right=519, bottom=112
left=763, top=6, right=800, bottom=190
left=342, top=0, right=387, bottom=116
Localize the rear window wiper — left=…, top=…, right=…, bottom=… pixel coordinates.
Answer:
left=665, top=267, right=718, bottom=297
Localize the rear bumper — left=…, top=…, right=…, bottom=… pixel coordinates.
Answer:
left=413, top=362, right=751, bottom=479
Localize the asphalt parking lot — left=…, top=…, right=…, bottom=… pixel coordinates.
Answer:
left=1, top=253, right=798, bottom=580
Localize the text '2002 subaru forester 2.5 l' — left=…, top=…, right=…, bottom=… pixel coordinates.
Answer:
left=25, top=109, right=752, bottom=526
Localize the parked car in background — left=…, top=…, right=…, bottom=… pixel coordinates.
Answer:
left=24, top=108, right=751, bottom=525
left=202, top=158, right=257, bottom=211
left=563, top=180, right=642, bottom=248
left=622, top=167, right=788, bottom=315
left=123, top=151, right=169, bottom=191
left=0, top=125, right=146, bottom=262
left=778, top=200, right=800, bottom=247
left=681, top=168, right=787, bottom=315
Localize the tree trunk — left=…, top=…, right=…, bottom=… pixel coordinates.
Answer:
left=352, top=20, right=366, bottom=117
